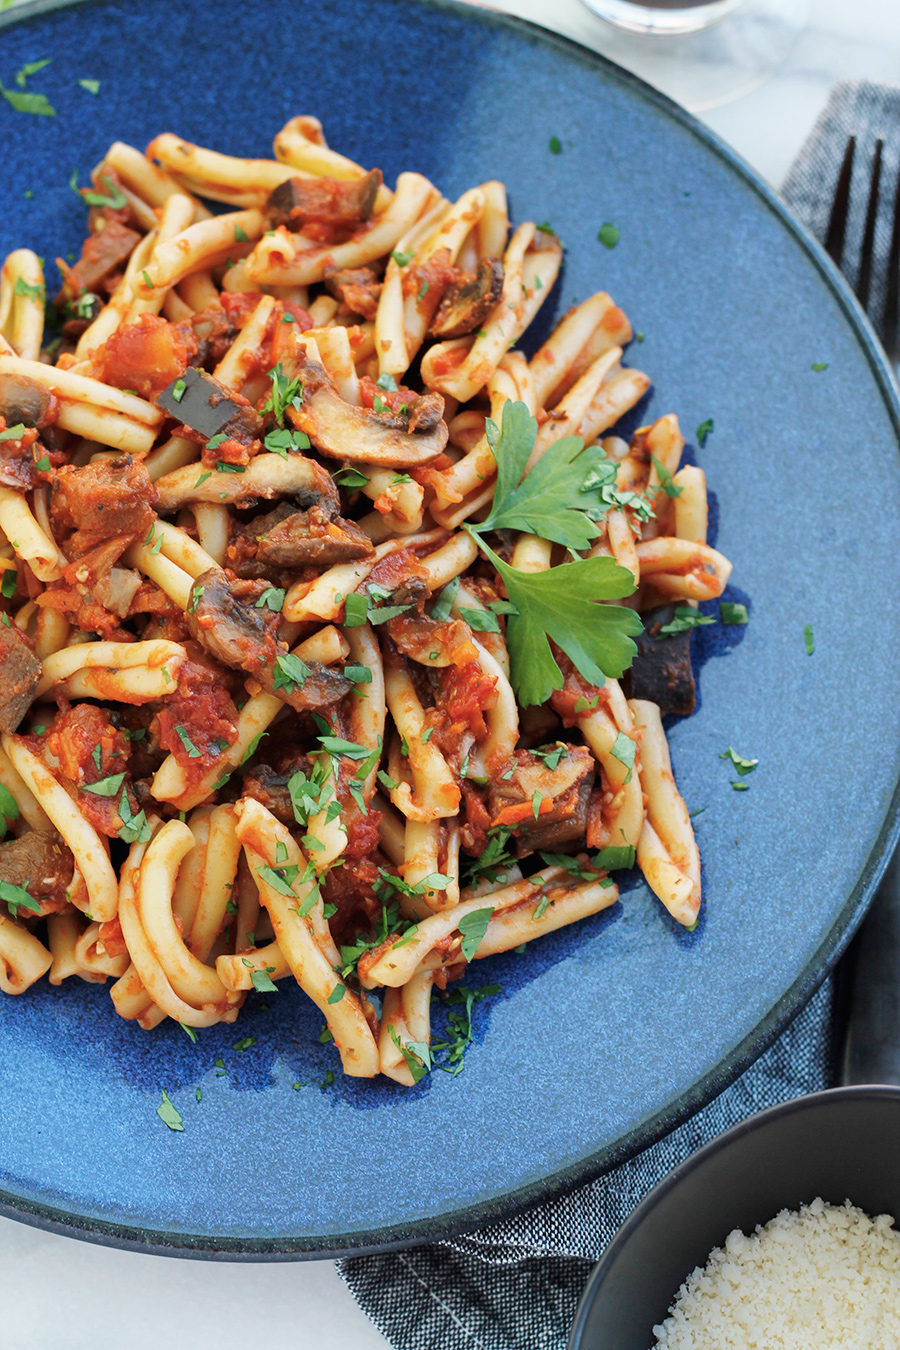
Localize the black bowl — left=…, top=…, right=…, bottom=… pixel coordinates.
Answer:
left=568, top=1086, right=900, bottom=1349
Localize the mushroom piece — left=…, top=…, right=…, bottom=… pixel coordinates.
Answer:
left=186, top=568, right=352, bottom=714
left=155, top=367, right=263, bottom=446
left=266, top=170, right=383, bottom=231
left=623, top=603, right=696, bottom=717
left=487, top=746, right=595, bottom=857
left=0, top=372, right=53, bottom=428
left=428, top=258, right=505, bottom=340
left=286, top=353, right=448, bottom=468
left=253, top=503, right=374, bottom=568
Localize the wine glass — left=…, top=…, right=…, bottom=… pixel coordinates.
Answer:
left=577, top=0, right=811, bottom=111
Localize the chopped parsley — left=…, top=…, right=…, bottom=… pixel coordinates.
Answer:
left=343, top=592, right=369, bottom=626
left=0, top=81, right=55, bottom=117
left=232, top=1037, right=256, bottom=1053
left=257, top=863, right=300, bottom=897
left=82, top=771, right=126, bottom=797
left=264, top=426, right=310, bottom=457
left=549, top=135, right=562, bottom=154
left=720, top=746, right=757, bottom=776
left=13, top=277, right=43, bottom=300
left=157, top=1090, right=184, bottom=1132
left=0, top=568, right=16, bottom=600
left=250, top=967, right=278, bottom=993
left=391, top=247, right=415, bottom=268
left=656, top=606, right=715, bottom=637
left=610, top=732, right=636, bottom=784
left=597, top=222, right=620, bottom=248
left=720, top=602, right=748, bottom=626
left=650, top=455, right=683, bottom=499
left=696, top=418, right=714, bottom=447
left=457, top=907, right=494, bottom=962
left=0, top=879, right=42, bottom=919
left=78, top=78, right=100, bottom=94
left=804, top=623, right=814, bottom=655
left=262, top=363, right=303, bottom=424
left=171, top=378, right=186, bottom=403
left=174, top=726, right=202, bottom=759
left=255, top=586, right=285, bottom=613
left=811, top=362, right=829, bottom=372
left=272, top=651, right=310, bottom=695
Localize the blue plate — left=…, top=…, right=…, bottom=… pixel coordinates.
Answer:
left=2, top=0, right=899, bottom=1260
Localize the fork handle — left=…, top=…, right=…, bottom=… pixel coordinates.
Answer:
left=838, top=846, right=900, bottom=1085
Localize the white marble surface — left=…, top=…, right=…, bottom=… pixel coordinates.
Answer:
left=2, top=2, right=899, bottom=1347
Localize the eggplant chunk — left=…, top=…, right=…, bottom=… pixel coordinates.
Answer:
left=429, top=259, right=504, bottom=340
left=0, top=831, right=73, bottom=913
left=488, top=746, right=594, bottom=857
left=267, top=170, right=382, bottom=231
left=0, top=625, right=41, bottom=734
left=155, top=367, right=262, bottom=445
left=287, top=354, right=447, bottom=468
left=625, top=604, right=696, bottom=717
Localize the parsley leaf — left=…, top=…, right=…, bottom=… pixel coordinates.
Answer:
left=597, top=222, right=619, bottom=248
left=78, top=78, right=100, bottom=94
left=391, top=247, right=415, bottom=268
left=117, top=790, right=152, bottom=845
left=696, top=418, right=714, bottom=447
left=804, top=623, right=814, bottom=655
left=549, top=135, right=562, bottom=154
left=479, top=539, right=641, bottom=707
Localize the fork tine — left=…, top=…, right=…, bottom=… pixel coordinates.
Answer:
left=826, top=135, right=856, bottom=267
left=857, top=138, right=884, bottom=309
left=882, top=149, right=900, bottom=359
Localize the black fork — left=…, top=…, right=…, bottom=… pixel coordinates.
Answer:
left=825, top=134, right=900, bottom=365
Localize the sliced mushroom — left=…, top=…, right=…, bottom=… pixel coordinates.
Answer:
left=488, top=746, right=594, bottom=857
left=155, top=367, right=263, bottom=445
left=254, top=503, right=374, bottom=568
left=429, top=258, right=504, bottom=339
left=324, top=266, right=383, bottom=321
left=187, top=567, right=352, bottom=714
left=0, top=372, right=53, bottom=428
left=266, top=170, right=383, bottom=231
left=287, top=354, right=448, bottom=468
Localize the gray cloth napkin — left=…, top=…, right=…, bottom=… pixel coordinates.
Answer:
left=338, top=80, right=888, bottom=1350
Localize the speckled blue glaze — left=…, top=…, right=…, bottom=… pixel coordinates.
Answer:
left=1, top=0, right=899, bottom=1261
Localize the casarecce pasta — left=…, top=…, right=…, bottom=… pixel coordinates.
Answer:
left=0, top=117, right=732, bottom=1083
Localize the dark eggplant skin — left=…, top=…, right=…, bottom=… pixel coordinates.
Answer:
left=624, top=604, right=696, bottom=717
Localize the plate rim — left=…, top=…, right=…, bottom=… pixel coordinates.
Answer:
left=2, top=0, right=900, bottom=1261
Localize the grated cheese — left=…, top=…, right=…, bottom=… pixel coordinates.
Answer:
left=652, top=1197, right=900, bottom=1348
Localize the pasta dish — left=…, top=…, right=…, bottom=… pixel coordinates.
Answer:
left=0, top=117, right=732, bottom=1084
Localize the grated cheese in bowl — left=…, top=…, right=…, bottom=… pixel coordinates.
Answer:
left=652, top=1197, right=900, bottom=1348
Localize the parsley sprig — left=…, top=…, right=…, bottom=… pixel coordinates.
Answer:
left=463, top=402, right=642, bottom=706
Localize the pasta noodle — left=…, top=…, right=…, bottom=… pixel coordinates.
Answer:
left=0, top=116, right=735, bottom=1084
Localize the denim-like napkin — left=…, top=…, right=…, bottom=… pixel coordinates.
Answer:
left=337, top=81, right=888, bottom=1350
